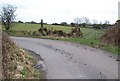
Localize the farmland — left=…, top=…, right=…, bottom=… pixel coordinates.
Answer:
left=11, top=23, right=72, bottom=33
left=11, top=23, right=103, bottom=36
left=7, top=23, right=119, bottom=54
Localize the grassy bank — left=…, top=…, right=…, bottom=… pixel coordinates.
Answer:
left=2, top=32, right=43, bottom=79
left=5, top=23, right=119, bottom=54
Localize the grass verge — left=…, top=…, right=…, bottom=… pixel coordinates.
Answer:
left=40, top=36, right=120, bottom=55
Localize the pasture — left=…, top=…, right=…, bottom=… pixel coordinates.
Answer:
left=11, top=23, right=104, bottom=36
left=11, top=23, right=72, bottom=33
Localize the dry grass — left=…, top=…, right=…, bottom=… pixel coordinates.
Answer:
left=2, top=32, right=42, bottom=79
left=101, top=21, right=120, bottom=47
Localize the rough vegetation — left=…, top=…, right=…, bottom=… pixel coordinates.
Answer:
left=7, top=27, right=83, bottom=38
left=101, top=20, right=120, bottom=47
left=38, top=27, right=83, bottom=37
left=2, top=32, right=42, bottom=79
left=0, top=27, right=2, bottom=79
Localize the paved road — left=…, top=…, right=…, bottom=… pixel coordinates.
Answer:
left=11, top=37, right=118, bottom=79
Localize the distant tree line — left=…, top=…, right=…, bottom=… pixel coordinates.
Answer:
left=51, top=17, right=112, bottom=29
left=70, top=17, right=111, bottom=29
left=52, top=22, right=68, bottom=26
left=17, top=20, right=47, bottom=24
left=17, top=17, right=112, bottom=30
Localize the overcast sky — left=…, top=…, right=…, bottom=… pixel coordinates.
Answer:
left=0, top=0, right=119, bottom=24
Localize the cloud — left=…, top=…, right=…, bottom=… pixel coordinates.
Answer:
left=1, top=0, right=119, bottom=23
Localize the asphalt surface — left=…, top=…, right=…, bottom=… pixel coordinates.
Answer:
left=11, top=37, right=118, bottom=79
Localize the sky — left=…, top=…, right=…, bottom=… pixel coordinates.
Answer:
left=0, top=0, right=119, bottom=24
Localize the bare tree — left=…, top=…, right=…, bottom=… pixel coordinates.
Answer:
left=1, top=5, right=17, bottom=31
left=73, top=17, right=82, bottom=26
left=81, top=17, right=90, bottom=25
left=104, top=20, right=110, bottom=25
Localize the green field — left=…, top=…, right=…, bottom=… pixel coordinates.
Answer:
left=7, top=23, right=120, bottom=54
left=11, top=23, right=72, bottom=33
left=11, top=23, right=103, bottom=36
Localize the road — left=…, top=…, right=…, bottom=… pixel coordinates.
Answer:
left=11, top=37, right=118, bottom=79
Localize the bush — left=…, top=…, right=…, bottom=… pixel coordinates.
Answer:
left=93, top=24, right=102, bottom=29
